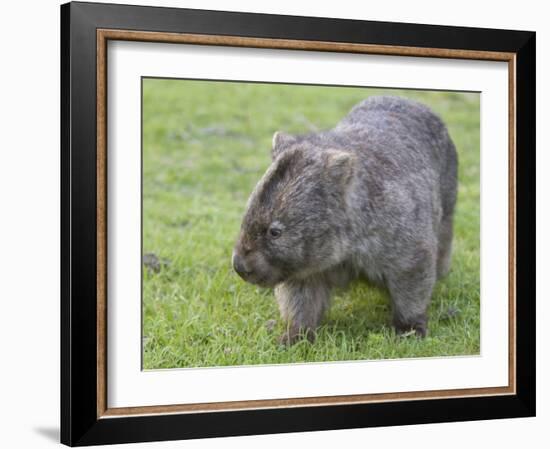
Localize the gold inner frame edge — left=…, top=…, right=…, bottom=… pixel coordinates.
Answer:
left=96, top=28, right=517, bottom=418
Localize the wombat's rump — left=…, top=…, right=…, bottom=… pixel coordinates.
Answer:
left=233, top=96, right=458, bottom=344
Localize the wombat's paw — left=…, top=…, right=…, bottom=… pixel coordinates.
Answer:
left=278, top=328, right=316, bottom=346
left=394, top=321, right=428, bottom=339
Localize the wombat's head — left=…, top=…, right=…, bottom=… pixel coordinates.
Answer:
left=232, top=132, right=356, bottom=287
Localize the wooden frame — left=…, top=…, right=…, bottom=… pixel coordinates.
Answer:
left=62, top=1, right=535, bottom=446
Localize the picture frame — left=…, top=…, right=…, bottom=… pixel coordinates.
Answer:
left=60, top=1, right=536, bottom=446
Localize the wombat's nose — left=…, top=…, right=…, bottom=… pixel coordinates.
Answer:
left=233, top=253, right=252, bottom=277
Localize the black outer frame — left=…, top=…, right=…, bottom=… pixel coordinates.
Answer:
left=60, top=1, right=536, bottom=446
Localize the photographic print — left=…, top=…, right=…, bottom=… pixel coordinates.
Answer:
left=62, top=3, right=535, bottom=444
left=141, top=79, right=480, bottom=369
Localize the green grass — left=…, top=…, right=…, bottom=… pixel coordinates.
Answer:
left=142, top=79, right=480, bottom=369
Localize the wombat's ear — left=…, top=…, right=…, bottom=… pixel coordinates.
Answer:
left=323, top=150, right=356, bottom=189
left=271, top=131, right=296, bottom=161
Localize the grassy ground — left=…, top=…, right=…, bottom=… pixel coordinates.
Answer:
left=142, top=79, right=480, bottom=369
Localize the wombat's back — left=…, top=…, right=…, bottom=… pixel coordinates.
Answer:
left=336, top=96, right=453, bottom=162
left=336, top=95, right=457, bottom=218
left=338, top=95, right=440, bottom=126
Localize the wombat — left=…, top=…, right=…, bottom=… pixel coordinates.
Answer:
left=233, top=96, right=458, bottom=344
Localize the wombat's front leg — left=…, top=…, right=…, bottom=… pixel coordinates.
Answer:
left=275, top=277, right=330, bottom=345
left=386, top=252, right=437, bottom=338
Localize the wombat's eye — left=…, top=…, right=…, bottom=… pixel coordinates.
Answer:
left=268, top=227, right=282, bottom=239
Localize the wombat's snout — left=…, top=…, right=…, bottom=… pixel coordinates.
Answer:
left=232, top=252, right=253, bottom=279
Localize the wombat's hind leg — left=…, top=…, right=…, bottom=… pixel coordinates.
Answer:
left=437, top=215, right=454, bottom=279
left=275, top=277, right=330, bottom=345
left=386, top=254, right=436, bottom=338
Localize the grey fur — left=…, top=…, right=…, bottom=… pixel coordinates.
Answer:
left=233, top=96, right=458, bottom=344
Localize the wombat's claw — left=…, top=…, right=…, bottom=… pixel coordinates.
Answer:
left=396, top=325, right=427, bottom=339
left=398, top=329, right=417, bottom=338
